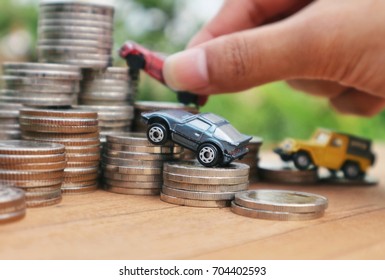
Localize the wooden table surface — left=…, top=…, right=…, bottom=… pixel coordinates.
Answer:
left=1, top=145, right=385, bottom=260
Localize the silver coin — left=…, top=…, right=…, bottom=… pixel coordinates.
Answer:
left=0, top=140, right=65, bottom=155
left=163, top=172, right=249, bottom=185
left=38, top=30, right=113, bottom=43
left=0, top=185, right=26, bottom=206
left=231, top=201, right=325, bottom=221
left=39, top=57, right=110, bottom=69
left=160, top=193, right=230, bottom=208
left=234, top=189, right=328, bottom=213
left=106, top=143, right=181, bottom=154
left=0, top=95, right=75, bottom=107
left=2, top=62, right=81, bottom=73
left=39, top=19, right=113, bottom=29
left=103, top=171, right=162, bottom=182
left=102, top=164, right=161, bottom=175
left=164, top=161, right=250, bottom=177
left=0, top=208, right=26, bottom=223
left=105, top=186, right=160, bottom=196
left=39, top=11, right=113, bottom=21
left=106, top=132, right=173, bottom=147
left=103, top=178, right=162, bottom=189
left=73, top=105, right=134, bottom=120
left=162, top=185, right=237, bottom=201
left=3, top=69, right=82, bottom=80
left=162, top=179, right=249, bottom=193
left=38, top=24, right=113, bottom=35
left=2, top=75, right=81, bottom=88
left=106, top=149, right=179, bottom=161
left=40, top=3, right=114, bottom=16
left=37, top=45, right=111, bottom=55
left=38, top=38, right=112, bottom=49
left=82, top=79, right=131, bottom=87
left=79, top=92, right=131, bottom=101
left=101, top=155, right=164, bottom=168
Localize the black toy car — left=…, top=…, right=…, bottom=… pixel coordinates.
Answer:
left=141, top=109, right=252, bottom=167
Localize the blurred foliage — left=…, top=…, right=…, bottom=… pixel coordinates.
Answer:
left=1, top=0, right=385, bottom=144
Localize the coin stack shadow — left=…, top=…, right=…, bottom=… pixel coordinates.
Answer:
left=231, top=189, right=328, bottom=220
left=0, top=140, right=66, bottom=207
left=133, top=101, right=199, bottom=133
left=0, top=103, right=24, bottom=140
left=19, top=109, right=100, bottom=194
left=101, top=133, right=183, bottom=195
left=161, top=161, right=250, bottom=208
left=0, top=185, right=26, bottom=223
left=37, top=1, right=114, bottom=69
left=258, top=161, right=319, bottom=184
left=238, top=136, right=263, bottom=182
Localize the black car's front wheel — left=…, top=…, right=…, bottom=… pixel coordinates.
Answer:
left=147, top=123, right=168, bottom=145
left=197, top=143, right=221, bottom=167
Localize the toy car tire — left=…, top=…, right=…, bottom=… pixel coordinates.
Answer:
left=197, top=143, right=221, bottom=167
left=342, top=161, right=361, bottom=180
left=293, top=151, right=312, bottom=170
left=147, top=123, right=169, bottom=145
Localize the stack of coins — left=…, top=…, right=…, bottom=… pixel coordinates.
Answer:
left=74, top=105, right=134, bottom=141
left=161, top=161, right=250, bottom=208
left=0, top=185, right=26, bottom=223
left=1, top=62, right=82, bottom=107
left=0, top=103, right=23, bottom=140
left=133, top=101, right=199, bottom=132
left=238, top=136, right=263, bottom=182
left=79, top=68, right=135, bottom=106
left=231, top=189, right=328, bottom=220
left=102, top=133, right=183, bottom=195
left=19, top=109, right=100, bottom=194
left=37, top=1, right=114, bottom=69
left=0, top=140, right=65, bottom=207
left=258, top=161, right=318, bottom=184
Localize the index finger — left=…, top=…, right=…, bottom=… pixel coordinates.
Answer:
left=188, top=0, right=312, bottom=47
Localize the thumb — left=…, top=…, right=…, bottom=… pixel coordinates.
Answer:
left=163, top=3, right=337, bottom=94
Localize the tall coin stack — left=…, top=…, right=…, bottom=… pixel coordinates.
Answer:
left=161, top=161, right=250, bottom=208
left=102, top=133, right=183, bottom=195
left=1, top=62, right=82, bottom=107
left=19, top=109, right=100, bottom=194
left=0, top=103, right=23, bottom=140
left=238, top=136, right=263, bottom=182
left=0, top=185, right=26, bottom=223
left=231, top=189, right=328, bottom=221
left=0, top=140, right=66, bottom=207
left=37, top=1, right=114, bottom=69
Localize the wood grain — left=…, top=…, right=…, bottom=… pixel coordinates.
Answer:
left=1, top=144, right=385, bottom=260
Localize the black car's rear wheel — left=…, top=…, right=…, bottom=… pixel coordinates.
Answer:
left=147, top=123, right=168, bottom=145
left=197, top=143, right=221, bottom=167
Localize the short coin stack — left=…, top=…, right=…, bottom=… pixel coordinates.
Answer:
left=238, top=136, right=263, bottom=182
left=1, top=62, right=82, bottom=107
left=0, top=103, right=23, bottom=140
left=0, top=185, right=26, bottom=224
left=19, top=109, right=100, bottom=194
left=133, top=101, right=199, bottom=132
left=0, top=140, right=65, bottom=207
left=161, top=161, right=250, bottom=208
left=102, top=133, right=183, bottom=195
left=258, top=162, right=318, bottom=184
left=37, top=1, right=114, bottom=69
left=79, top=68, right=135, bottom=106
left=231, top=189, right=328, bottom=221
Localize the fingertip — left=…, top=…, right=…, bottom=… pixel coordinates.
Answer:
left=163, top=48, right=209, bottom=92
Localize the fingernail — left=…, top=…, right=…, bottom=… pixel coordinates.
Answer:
left=163, top=48, right=208, bottom=91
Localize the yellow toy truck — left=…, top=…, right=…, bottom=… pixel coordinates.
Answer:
left=274, top=128, right=375, bottom=179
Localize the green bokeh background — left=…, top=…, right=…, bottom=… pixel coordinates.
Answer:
left=1, top=0, right=384, bottom=144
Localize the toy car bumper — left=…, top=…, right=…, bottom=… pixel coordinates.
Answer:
left=273, top=148, right=293, bottom=161
left=223, top=147, right=249, bottom=164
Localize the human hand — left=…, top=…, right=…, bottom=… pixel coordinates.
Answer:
left=163, top=0, right=385, bottom=116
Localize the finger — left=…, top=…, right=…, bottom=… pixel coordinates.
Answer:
left=287, top=79, right=348, bottom=98
left=188, top=0, right=312, bottom=47
left=164, top=2, right=337, bottom=94
left=330, top=89, right=385, bottom=117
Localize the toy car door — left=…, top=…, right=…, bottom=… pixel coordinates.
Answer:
left=174, top=118, right=211, bottom=150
